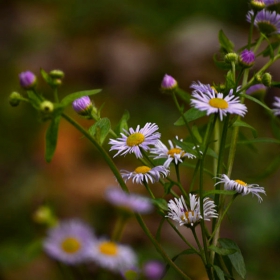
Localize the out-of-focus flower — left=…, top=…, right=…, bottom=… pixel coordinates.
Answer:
left=87, top=239, right=137, bottom=274
left=150, top=136, right=196, bottom=167
left=246, top=84, right=267, bottom=95
left=121, top=165, right=169, bottom=184
left=109, top=123, right=161, bottom=158
left=142, top=260, right=165, bottom=280
left=247, top=9, right=280, bottom=36
left=190, top=81, right=247, bottom=121
left=19, top=71, right=37, bottom=89
left=215, top=174, right=266, bottom=202
left=105, top=188, right=153, bottom=214
left=239, top=49, right=255, bottom=67
left=166, top=194, right=218, bottom=227
left=273, top=96, right=280, bottom=116
left=43, top=219, right=95, bottom=265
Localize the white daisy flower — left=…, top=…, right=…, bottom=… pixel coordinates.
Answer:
left=150, top=136, right=196, bottom=167
left=109, top=123, right=161, bottom=158
left=87, top=239, right=137, bottom=273
left=215, top=174, right=266, bottom=202
left=121, top=165, right=169, bottom=184
left=272, top=96, right=280, bottom=116
left=105, top=187, right=154, bottom=214
left=166, top=194, right=218, bottom=227
left=190, top=81, right=247, bottom=121
left=43, top=219, right=95, bottom=265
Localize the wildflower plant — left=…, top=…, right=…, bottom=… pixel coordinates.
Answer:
left=9, top=1, right=280, bottom=279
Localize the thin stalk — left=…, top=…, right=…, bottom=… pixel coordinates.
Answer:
left=213, top=120, right=220, bottom=177
left=143, top=181, right=155, bottom=199
left=111, top=214, right=128, bottom=242
left=174, top=164, right=188, bottom=197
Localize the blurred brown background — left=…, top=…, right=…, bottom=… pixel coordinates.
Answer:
left=1, top=0, right=280, bottom=279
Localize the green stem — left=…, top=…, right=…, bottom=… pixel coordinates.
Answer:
left=111, top=214, right=128, bottom=242
left=62, top=113, right=128, bottom=192
left=143, top=181, right=155, bottom=199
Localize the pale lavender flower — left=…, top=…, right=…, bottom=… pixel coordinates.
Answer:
left=246, top=84, right=267, bottom=95
left=247, top=9, right=280, bottom=36
left=166, top=194, right=218, bottom=227
left=109, top=123, right=161, bottom=158
left=239, top=49, right=255, bottom=67
left=161, top=74, right=177, bottom=89
left=87, top=238, right=137, bottom=273
left=272, top=96, right=280, bottom=115
left=215, top=174, right=266, bottom=202
left=19, top=71, right=36, bottom=89
left=72, top=96, right=93, bottom=115
left=190, top=82, right=247, bottom=121
left=43, top=219, right=95, bottom=265
left=105, top=188, right=153, bottom=214
left=121, top=165, right=169, bottom=185
left=264, top=0, right=280, bottom=6
left=143, top=260, right=165, bottom=280
left=150, top=136, right=196, bottom=167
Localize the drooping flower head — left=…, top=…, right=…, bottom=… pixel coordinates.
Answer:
left=166, top=194, right=218, bottom=227
left=121, top=165, right=169, bottom=184
left=43, top=219, right=95, bottom=265
left=246, top=84, right=267, bottom=95
left=161, top=74, right=178, bottom=91
left=247, top=9, right=280, bottom=36
left=142, top=260, right=165, bottom=280
left=272, top=96, right=280, bottom=116
left=239, top=49, right=255, bottom=67
left=19, top=71, right=37, bottom=89
left=72, top=96, right=94, bottom=116
left=109, top=123, right=161, bottom=158
left=105, top=187, right=154, bottom=214
left=215, top=174, right=266, bottom=202
left=150, top=136, right=196, bottom=167
left=87, top=238, right=137, bottom=274
left=190, top=81, right=247, bottom=121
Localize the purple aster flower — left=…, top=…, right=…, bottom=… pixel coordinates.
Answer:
left=246, top=84, right=267, bottom=95
left=43, top=219, right=95, bottom=265
left=239, top=49, right=255, bottom=67
left=190, top=81, right=213, bottom=94
left=273, top=96, right=280, bottom=115
left=105, top=188, right=153, bottom=214
left=264, top=0, right=280, bottom=6
left=109, top=123, right=161, bottom=158
left=142, top=260, right=165, bottom=280
left=19, top=71, right=36, bottom=89
left=72, top=96, right=93, bottom=116
left=247, top=9, right=280, bottom=36
left=161, top=74, right=177, bottom=90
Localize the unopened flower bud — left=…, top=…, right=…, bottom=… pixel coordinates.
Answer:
left=161, top=74, right=178, bottom=93
left=9, top=92, right=21, bottom=107
left=262, top=73, right=272, bottom=86
left=246, top=83, right=267, bottom=95
left=33, top=205, right=58, bottom=227
left=239, top=49, right=255, bottom=67
left=143, top=260, right=165, bottom=280
left=40, top=100, right=54, bottom=113
left=49, top=69, right=64, bottom=79
left=225, top=53, right=238, bottom=64
left=72, top=96, right=95, bottom=117
left=250, top=0, right=266, bottom=11
left=19, top=71, right=37, bottom=89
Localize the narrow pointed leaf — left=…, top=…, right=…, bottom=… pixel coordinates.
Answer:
left=115, top=110, right=130, bottom=134
left=88, top=118, right=111, bottom=145
left=175, top=88, right=191, bottom=103
left=240, top=93, right=272, bottom=111
left=218, top=30, right=234, bottom=53
left=237, top=137, right=280, bottom=145
left=232, top=120, right=257, bottom=138
left=40, top=68, right=52, bottom=84
left=213, top=265, right=225, bottom=280
left=61, top=89, right=102, bottom=107
left=152, top=198, right=168, bottom=211
left=209, top=245, right=237, bottom=256
left=45, top=115, right=61, bottom=162
left=174, top=108, right=206, bottom=126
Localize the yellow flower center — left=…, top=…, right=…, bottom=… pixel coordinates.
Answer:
left=99, top=241, right=118, bottom=256
left=61, top=237, right=81, bottom=254
left=234, top=179, right=247, bottom=186
left=181, top=211, right=195, bottom=222
left=209, top=98, right=228, bottom=109
left=126, top=133, right=145, bottom=147
left=134, top=166, right=151, bottom=173
left=168, top=148, right=184, bottom=157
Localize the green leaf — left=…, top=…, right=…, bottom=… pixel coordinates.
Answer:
left=88, top=118, right=111, bottom=145
left=225, top=70, right=235, bottom=89
left=213, top=54, right=232, bottom=70
left=40, top=68, right=52, bottom=84
left=271, top=81, right=280, bottom=88
left=174, top=108, right=207, bottom=126
left=45, top=115, right=61, bottom=162
left=232, top=120, right=257, bottom=138
left=115, top=110, right=130, bottom=134
left=209, top=245, right=237, bottom=256
left=237, top=137, right=280, bottom=145
left=203, top=190, right=236, bottom=198
left=192, top=125, right=203, bottom=143
left=261, top=41, right=280, bottom=58
left=60, top=89, right=102, bottom=107
left=213, top=265, right=225, bottom=280
left=219, top=238, right=246, bottom=279
left=218, top=30, right=234, bottom=53
left=175, top=88, right=191, bottom=103
left=240, top=93, right=272, bottom=112
left=164, top=182, right=174, bottom=195
left=152, top=198, right=168, bottom=211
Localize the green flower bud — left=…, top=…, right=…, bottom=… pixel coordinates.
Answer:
left=224, top=53, right=238, bottom=64
left=40, top=100, right=54, bottom=113
left=9, top=92, right=21, bottom=107
left=250, top=0, right=265, bottom=12
left=33, top=205, right=58, bottom=227
left=49, top=69, right=65, bottom=79
left=262, top=73, right=272, bottom=87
